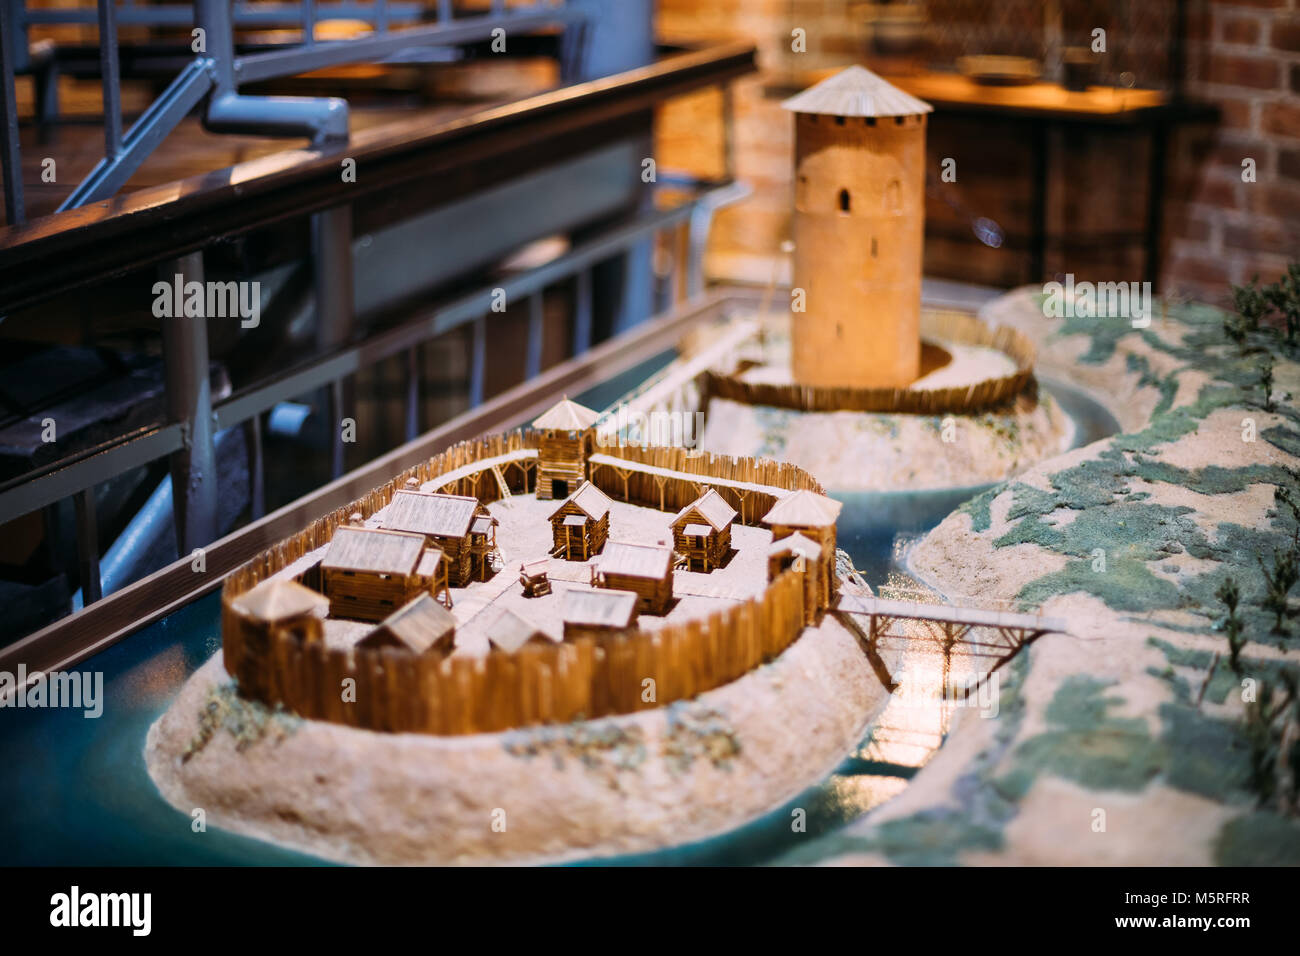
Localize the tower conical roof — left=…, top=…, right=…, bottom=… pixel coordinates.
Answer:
left=762, top=489, right=843, bottom=527
left=781, top=65, right=932, bottom=118
left=232, top=578, right=329, bottom=622
left=532, top=397, right=600, bottom=431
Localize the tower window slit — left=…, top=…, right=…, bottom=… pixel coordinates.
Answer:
left=839, top=189, right=851, bottom=213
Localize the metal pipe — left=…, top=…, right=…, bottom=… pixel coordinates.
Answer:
left=58, top=59, right=213, bottom=210
left=245, top=414, right=265, bottom=520
left=75, top=488, right=102, bottom=605
left=196, top=0, right=348, bottom=146
left=0, top=0, right=25, bottom=225
left=25, top=3, right=426, bottom=26
left=234, top=6, right=581, bottom=84
left=162, top=251, right=219, bottom=555
left=313, top=204, right=355, bottom=480
left=97, top=0, right=124, bottom=158
left=327, top=379, right=345, bottom=479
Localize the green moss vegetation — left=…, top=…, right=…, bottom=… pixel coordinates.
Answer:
left=957, top=484, right=1000, bottom=533
left=1214, top=812, right=1300, bottom=865
left=183, top=682, right=300, bottom=763
left=501, top=702, right=740, bottom=776
left=662, top=703, right=742, bottom=773
left=1008, top=676, right=1165, bottom=793
left=984, top=362, right=1300, bottom=643
left=503, top=719, right=648, bottom=773
left=781, top=281, right=1300, bottom=865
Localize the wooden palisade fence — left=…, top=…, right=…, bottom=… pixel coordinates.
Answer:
left=700, top=311, right=1038, bottom=415
left=224, top=432, right=819, bottom=735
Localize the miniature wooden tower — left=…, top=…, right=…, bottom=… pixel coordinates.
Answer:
left=782, top=67, right=932, bottom=389
left=532, top=398, right=600, bottom=500
left=761, top=490, right=843, bottom=615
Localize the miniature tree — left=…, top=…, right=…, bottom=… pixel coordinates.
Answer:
left=1245, top=680, right=1280, bottom=807
left=1276, top=486, right=1300, bottom=550
left=1260, top=354, right=1276, bottom=412
left=1282, top=670, right=1300, bottom=814
left=1260, top=549, right=1299, bottom=634
left=1232, top=277, right=1269, bottom=333
left=1265, top=264, right=1300, bottom=346
left=1217, top=576, right=1246, bottom=677
left=1243, top=672, right=1299, bottom=814
left=1223, top=312, right=1248, bottom=352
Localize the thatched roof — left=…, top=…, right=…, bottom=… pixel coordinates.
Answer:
left=781, top=65, right=932, bottom=118
left=321, top=526, right=426, bottom=575
left=562, top=587, right=638, bottom=629
left=672, top=487, right=736, bottom=532
left=550, top=480, right=612, bottom=522
left=383, top=490, right=481, bottom=539
left=532, top=397, right=600, bottom=431
left=358, top=594, right=455, bottom=655
left=762, top=489, right=843, bottom=527
left=232, top=578, right=329, bottom=622
left=486, top=608, right=554, bottom=654
left=598, top=541, right=673, bottom=580
left=768, top=532, right=822, bottom=560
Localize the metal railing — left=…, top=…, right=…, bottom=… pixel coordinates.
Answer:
left=0, top=0, right=585, bottom=225
left=0, top=9, right=752, bottom=641
left=0, top=179, right=743, bottom=609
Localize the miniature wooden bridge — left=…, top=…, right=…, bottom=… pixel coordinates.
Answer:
left=835, top=592, right=1069, bottom=689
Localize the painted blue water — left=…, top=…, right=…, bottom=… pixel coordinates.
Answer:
left=0, top=378, right=1117, bottom=866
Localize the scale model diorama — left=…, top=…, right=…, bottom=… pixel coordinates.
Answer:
left=148, top=397, right=909, bottom=864
left=693, top=68, right=1068, bottom=494
left=143, top=65, right=1300, bottom=869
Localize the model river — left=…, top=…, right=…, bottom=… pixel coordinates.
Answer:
left=0, top=369, right=1116, bottom=866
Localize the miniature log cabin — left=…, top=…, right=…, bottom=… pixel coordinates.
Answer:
left=519, top=559, right=552, bottom=598
left=561, top=586, right=639, bottom=642
left=485, top=607, right=556, bottom=654
left=592, top=541, right=675, bottom=615
left=761, top=489, right=843, bottom=614
left=380, top=490, right=498, bottom=586
left=782, top=67, right=932, bottom=388
left=532, top=398, right=600, bottom=501
left=321, top=526, right=445, bottom=622
left=549, top=480, right=612, bottom=560
left=670, top=487, right=737, bottom=572
left=229, top=578, right=329, bottom=645
left=357, top=593, right=456, bottom=655
left=768, top=533, right=824, bottom=625
left=226, top=578, right=331, bottom=700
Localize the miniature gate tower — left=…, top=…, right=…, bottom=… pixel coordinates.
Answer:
left=533, top=398, right=600, bottom=501
left=782, top=67, right=932, bottom=389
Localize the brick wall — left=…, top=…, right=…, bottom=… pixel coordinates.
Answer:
left=658, top=0, right=1300, bottom=303
left=1166, top=0, right=1300, bottom=303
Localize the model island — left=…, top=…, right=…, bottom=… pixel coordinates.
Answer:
left=146, top=397, right=906, bottom=864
